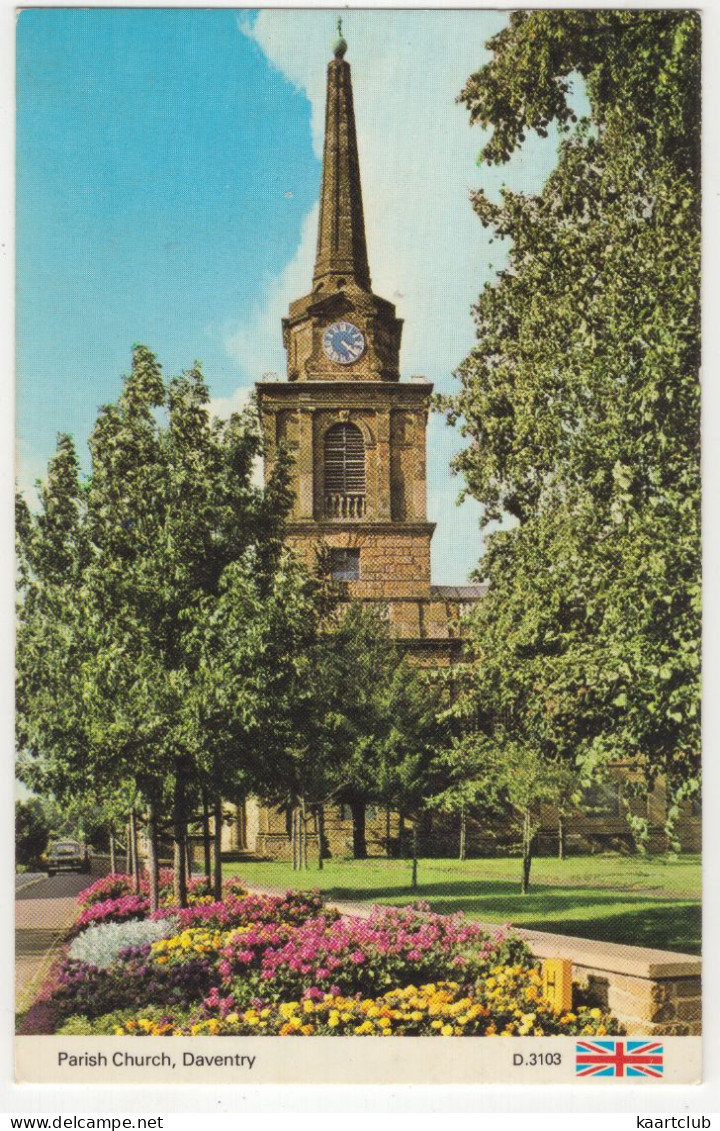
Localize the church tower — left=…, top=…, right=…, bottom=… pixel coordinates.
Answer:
left=257, top=25, right=480, bottom=651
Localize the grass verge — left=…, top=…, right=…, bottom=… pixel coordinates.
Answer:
left=222, top=854, right=701, bottom=954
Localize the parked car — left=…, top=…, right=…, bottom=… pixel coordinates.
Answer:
left=46, top=840, right=90, bottom=876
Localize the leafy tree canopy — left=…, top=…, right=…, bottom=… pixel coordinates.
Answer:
left=445, top=11, right=700, bottom=814
left=16, top=799, right=50, bottom=865
left=16, top=346, right=323, bottom=896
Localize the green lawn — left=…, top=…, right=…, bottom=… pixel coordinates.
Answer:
left=223, top=854, right=701, bottom=955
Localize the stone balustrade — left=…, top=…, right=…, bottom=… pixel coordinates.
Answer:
left=324, top=492, right=367, bottom=518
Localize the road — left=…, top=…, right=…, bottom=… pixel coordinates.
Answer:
left=15, top=872, right=89, bottom=1013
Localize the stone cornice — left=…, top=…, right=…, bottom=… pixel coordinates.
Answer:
left=286, top=520, right=436, bottom=536
left=257, top=380, right=433, bottom=403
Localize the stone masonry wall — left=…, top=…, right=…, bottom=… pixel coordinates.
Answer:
left=516, top=925, right=701, bottom=1036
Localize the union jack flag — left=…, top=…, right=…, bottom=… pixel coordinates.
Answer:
left=575, top=1039, right=664, bottom=1078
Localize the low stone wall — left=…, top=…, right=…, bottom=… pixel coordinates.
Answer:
left=503, top=925, right=701, bottom=1036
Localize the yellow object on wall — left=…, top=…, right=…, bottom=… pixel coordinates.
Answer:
left=542, top=958, right=573, bottom=1012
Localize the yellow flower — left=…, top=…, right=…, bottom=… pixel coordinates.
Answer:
left=441, top=1025, right=454, bottom=1037
left=590, top=1008, right=602, bottom=1020
left=303, top=1000, right=314, bottom=1014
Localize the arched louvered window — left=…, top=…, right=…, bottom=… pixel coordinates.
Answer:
left=324, top=423, right=366, bottom=518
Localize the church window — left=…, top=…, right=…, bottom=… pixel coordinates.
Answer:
left=324, top=422, right=366, bottom=518
left=329, top=547, right=360, bottom=580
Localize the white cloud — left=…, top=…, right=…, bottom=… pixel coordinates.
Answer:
left=213, top=204, right=319, bottom=409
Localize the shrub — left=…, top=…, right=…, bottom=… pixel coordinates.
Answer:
left=69, top=918, right=176, bottom=969
left=217, top=905, right=532, bottom=1005
left=53, top=943, right=217, bottom=1021
left=222, top=876, right=249, bottom=900
left=100, top=978, right=623, bottom=1037
left=76, top=871, right=224, bottom=913
left=57, top=1005, right=194, bottom=1036
left=77, top=874, right=135, bottom=909
left=74, top=894, right=150, bottom=933
left=155, top=890, right=335, bottom=933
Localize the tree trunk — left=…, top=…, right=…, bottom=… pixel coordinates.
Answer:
left=212, top=794, right=223, bottom=902
left=350, top=798, right=367, bottom=859
left=129, top=808, right=140, bottom=894
left=186, top=832, right=194, bottom=880
left=301, top=797, right=308, bottom=870
left=291, top=806, right=297, bottom=871
left=109, top=833, right=116, bottom=875
left=315, top=805, right=324, bottom=871
left=521, top=807, right=534, bottom=894
left=459, top=804, right=467, bottom=862
left=411, top=824, right=419, bottom=891
left=385, top=807, right=391, bottom=856
left=172, top=766, right=188, bottom=908
left=147, top=796, right=159, bottom=914
left=125, top=823, right=132, bottom=874
left=558, top=813, right=566, bottom=861
left=202, top=787, right=212, bottom=884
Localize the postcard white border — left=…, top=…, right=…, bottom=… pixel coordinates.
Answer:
left=4, top=0, right=720, bottom=1117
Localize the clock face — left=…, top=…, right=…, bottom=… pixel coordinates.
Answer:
left=322, top=321, right=365, bottom=365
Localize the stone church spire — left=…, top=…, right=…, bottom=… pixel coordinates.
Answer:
left=280, top=24, right=403, bottom=382
left=313, top=22, right=372, bottom=292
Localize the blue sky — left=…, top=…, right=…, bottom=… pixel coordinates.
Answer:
left=16, top=8, right=565, bottom=584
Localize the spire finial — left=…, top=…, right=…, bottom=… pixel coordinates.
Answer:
left=333, top=17, right=347, bottom=59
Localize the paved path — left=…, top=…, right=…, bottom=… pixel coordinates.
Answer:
left=15, top=873, right=87, bottom=1012
left=15, top=872, right=46, bottom=894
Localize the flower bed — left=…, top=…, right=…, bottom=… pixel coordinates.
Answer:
left=48, top=874, right=623, bottom=1038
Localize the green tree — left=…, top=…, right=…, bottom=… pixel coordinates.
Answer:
left=495, top=742, right=579, bottom=893
left=16, top=346, right=307, bottom=906
left=319, top=603, right=406, bottom=860
left=373, top=657, right=449, bottom=888
left=15, top=799, right=50, bottom=867
left=429, top=732, right=504, bottom=861
left=445, top=11, right=700, bottom=824
left=196, top=549, right=334, bottom=872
